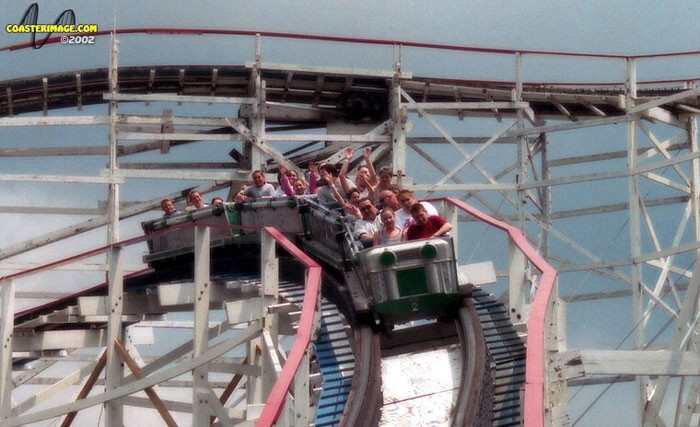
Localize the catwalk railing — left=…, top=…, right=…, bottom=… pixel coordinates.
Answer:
left=3, top=27, right=700, bottom=87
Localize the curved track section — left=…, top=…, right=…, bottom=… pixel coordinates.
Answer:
left=339, top=289, right=525, bottom=427
left=453, top=298, right=493, bottom=427
left=472, top=287, right=527, bottom=427
left=341, top=326, right=383, bottom=427
left=337, top=297, right=493, bottom=427
left=2, top=63, right=697, bottom=122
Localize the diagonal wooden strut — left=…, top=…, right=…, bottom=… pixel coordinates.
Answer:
left=60, top=351, right=107, bottom=427
left=113, top=339, right=178, bottom=427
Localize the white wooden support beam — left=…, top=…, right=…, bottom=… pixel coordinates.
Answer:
left=403, top=88, right=521, bottom=212
left=0, top=280, right=15, bottom=417
left=193, top=225, right=212, bottom=426
left=224, top=297, right=278, bottom=325
left=11, top=355, right=100, bottom=417
left=483, top=90, right=502, bottom=122
left=203, top=387, right=236, bottom=427
left=624, top=58, right=653, bottom=427
left=433, top=121, right=517, bottom=187
left=638, top=121, right=690, bottom=188
left=0, top=180, right=229, bottom=262
left=261, top=330, right=284, bottom=377
left=125, top=321, right=236, bottom=382
left=11, top=328, right=152, bottom=352
left=103, top=93, right=257, bottom=105
left=247, top=63, right=267, bottom=172
left=507, top=240, right=529, bottom=327
left=508, top=114, right=638, bottom=137
left=107, top=37, right=120, bottom=250
left=160, top=109, right=173, bottom=154
left=0, top=116, right=111, bottom=127
left=104, top=245, right=125, bottom=426
left=629, top=87, right=700, bottom=114
left=0, top=174, right=123, bottom=184
left=293, top=347, right=311, bottom=427
left=578, top=96, right=607, bottom=117
left=403, top=101, right=530, bottom=111
left=245, top=61, right=411, bottom=79
left=642, top=229, right=700, bottom=426
left=1, top=321, right=262, bottom=427
left=546, top=94, right=577, bottom=121
left=260, top=231, right=279, bottom=400
left=442, top=202, right=459, bottom=261
left=552, top=350, right=700, bottom=377
left=391, top=76, right=407, bottom=187
left=113, top=340, right=178, bottom=427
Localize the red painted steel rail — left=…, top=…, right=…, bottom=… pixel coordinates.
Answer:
left=442, top=198, right=557, bottom=427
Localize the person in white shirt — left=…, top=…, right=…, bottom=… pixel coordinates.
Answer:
left=186, top=190, right=208, bottom=211
left=353, top=198, right=382, bottom=247
left=394, top=189, right=438, bottom=229
left=236, top=170, right=277, bottom=201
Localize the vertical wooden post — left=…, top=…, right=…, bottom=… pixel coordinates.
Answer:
left=391, top=57, right=407, bottom=188
left=107, top=31, right=119, bottom=245
left=104, top=245, right=124, bottom=426
left=507, top=240, right=528, bottom=328
left=193, top=225, right=212, bottom=425
left=514, top=52, right=527, bottom=230
left=0, top=279, right=15, bottom=418
left=260, top=230, right=279, bottom=398
left=443, top=202, right=459, bottom=261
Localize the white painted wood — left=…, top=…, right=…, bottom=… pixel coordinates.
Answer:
left=0, top=174, right=123, bottom=184
left=0, top=116, right=110, bottom=127
left=193, top=225, right=212, bottom=426
left=11, top=354, right=103, bottom=416
left=0, top=280, right=15, bottom=416
left=105, top=245, right=125, bottom=425
left=247, top=61, right=410, bottom=79
left=629, top=87, right=700, bottom=114
left=554, top=350, right=700, bottom=376
left=104, top=92, right=256, bottom=104
left=404, top=101, right=529, bottom=110
left=0, top=181, right=229, bottom=261
left=508, top=240, right=529, bottom=325
left=0, top=262, right=144, bottom=272
left=225, top=297, right=276, bottom=324
left=508, top=114, right=637, bottom=137
left=457, top=261, right=497, bottom=287
left=1, top=321, right=262, bottom=427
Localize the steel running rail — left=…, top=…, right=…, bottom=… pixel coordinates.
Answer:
left=441, top=198, right=557, bottom=427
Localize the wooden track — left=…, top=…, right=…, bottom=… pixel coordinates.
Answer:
left=2, top=65, right=698, bottom=122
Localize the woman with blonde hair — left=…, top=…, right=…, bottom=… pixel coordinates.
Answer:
left=373, top=208, right=402, bottom=246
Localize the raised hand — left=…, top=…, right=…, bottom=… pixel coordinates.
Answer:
left=344, top=147, right=354, bottom=161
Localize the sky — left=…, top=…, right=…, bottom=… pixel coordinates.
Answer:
left=2, top=1, right=700, bottom=426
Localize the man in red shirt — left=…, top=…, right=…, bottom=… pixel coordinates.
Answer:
left=404, top=203, right=452, bottom=241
